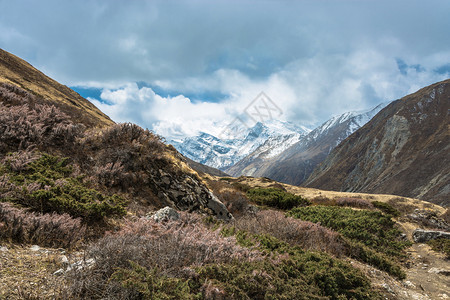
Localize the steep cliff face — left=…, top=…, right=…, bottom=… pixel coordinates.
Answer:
left=227, top=103, right=387, bottom=186
left=305, top=79, right=450, bottom=206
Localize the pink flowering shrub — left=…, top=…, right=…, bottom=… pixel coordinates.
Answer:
left=235, top=209, right=348, bottom=256
left=0, top=202, right=86, bottom=248
left=336, top=197, right=374, bottom=209
left=0, top=85, right=83, bottom=155
left=68, top=212, right=262, bottom=298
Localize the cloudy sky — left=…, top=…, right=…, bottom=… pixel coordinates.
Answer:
left=1, top=0, right=449, bottom=140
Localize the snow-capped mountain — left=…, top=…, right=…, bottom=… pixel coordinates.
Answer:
left=307, top=102, right=390, bottom=150
left=225, top=102, right=389, bottom=184
left=170, top=120, right=311, bottom=170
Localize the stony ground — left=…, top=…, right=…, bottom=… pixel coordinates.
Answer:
left=0, top=244, right=80, bottom=299
left=349, top=242, right=449, bottom=300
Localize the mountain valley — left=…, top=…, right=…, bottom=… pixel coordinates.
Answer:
left=0, top=48, right=449, bottom=300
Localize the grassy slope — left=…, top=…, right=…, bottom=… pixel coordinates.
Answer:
left=0, top=48, right=113, bottom=128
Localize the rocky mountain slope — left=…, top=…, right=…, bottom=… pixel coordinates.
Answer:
left=226, top=103, right=388, bottom=185
left=305, top=79, right=450, bottom=207
left=171, top=120, right=310, bottom=170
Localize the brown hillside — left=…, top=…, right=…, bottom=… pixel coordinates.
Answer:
left=0, top=48, right=113, bottom=128
left=305, top=79, right=450, bottom=207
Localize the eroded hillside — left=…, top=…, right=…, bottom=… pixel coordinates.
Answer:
left=305, top=79, right=450, bottom=207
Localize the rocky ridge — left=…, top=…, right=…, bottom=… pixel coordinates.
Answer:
left=305, top=79, right=450, bottom=206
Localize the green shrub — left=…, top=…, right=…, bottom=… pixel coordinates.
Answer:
left=195, top=236, right=378, bottom=300
left=247, top=188, right=311, bottom=210
left=346, top=240, right=406, bottom=279
left=287, top=206, right=409, bottom=279
left=287, top=206, right=407, bottom=256
left=111, top=261, right=195, bottom=300
left=231, top=182, right=252, bottom=193
left=219, top=177, right=234, bottom=181
left=372, top=201, right=400, bottom=217
left=427, top=238, right=450, bottom=258
left=1, top=152, right=126, bottom=220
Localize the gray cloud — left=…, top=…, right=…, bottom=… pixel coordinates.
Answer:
left=1, top=0, right=449, bottom=138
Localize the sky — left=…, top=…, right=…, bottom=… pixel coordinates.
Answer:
left=1, top=0, right=449, bottom=140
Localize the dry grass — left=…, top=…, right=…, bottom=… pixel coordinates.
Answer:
left=0, top=244, right=73, bottom=299
left=219, top=176, right=446, bottom=215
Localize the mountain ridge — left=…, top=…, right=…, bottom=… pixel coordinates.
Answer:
left=225, top=102, right=388, bottom=184
left=171, top=119, right=310, bottom=170
left=305, top=79, right=450, bottom=206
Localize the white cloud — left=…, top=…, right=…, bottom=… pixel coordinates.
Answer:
left=90, top=83, right=232, bottom=140
left=89, top=43, right=449, bottom=141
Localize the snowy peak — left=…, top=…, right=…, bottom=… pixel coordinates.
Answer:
left=225, top=102, right=390, bottom=183
left=170, top=120, right=310, bottom=170
left=309, top=102, right=389, bottom=142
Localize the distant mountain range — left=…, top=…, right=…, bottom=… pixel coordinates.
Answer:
left=226, top=103, right=389, bottom=184
left=174, top=102, right=389, bottom=187
left=170, top=120, right=311, bottom=170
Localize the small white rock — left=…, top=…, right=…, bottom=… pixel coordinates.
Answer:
left=53, top=268, right=64, bottom=276
left=0, top=246, right=8, bottom=252
left=381, top=283, right=395, bottom=294
left=30, top=245, right=40, bottom=251
left=403, top=281, right=416, bottom=288
left=61, top=255, right=69, bottom=265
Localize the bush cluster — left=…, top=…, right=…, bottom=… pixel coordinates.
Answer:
left=246, top=187, right=311, bottom=210
left=67, top=212, right=379, bottom=299
left=215, top=189, right=250, bottom=217
left=288, top=205, right=409, bottom=279
left=233, top=209, right=347, bottom=256
left=287, top=206, right=406, bottom=255
left=67, top=213, right=262, bottom=299
left=0, top=202, right=85, bottom=248
left=0, top=84, right=83, bottom=154
left=372, top=201, right=401, bottom=217
left=1, top=152, right=126, bottom=221
left=426, top=238, right=450, bottom=258
left=336, top=197, right=374, bottom=209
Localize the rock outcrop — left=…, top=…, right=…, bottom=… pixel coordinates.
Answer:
left=407, top=209, right=449, bottom=231
left=412, top=229, right=450, bottom=243
left=149, top=168, right=232, bottom=220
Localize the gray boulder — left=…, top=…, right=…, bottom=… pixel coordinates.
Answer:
left=150, top=206, right=180, bottom=222
left=412, top=229, right=450, bottom=243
